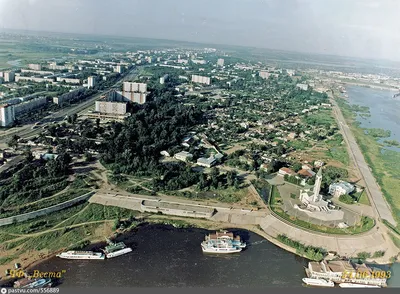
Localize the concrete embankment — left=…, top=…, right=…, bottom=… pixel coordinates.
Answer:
left=0, top=191, right=95, bottom=226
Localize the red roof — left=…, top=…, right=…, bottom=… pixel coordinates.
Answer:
left=297, top=169, right=313, bottom=178
left=279, top=167, right=295, bottom=175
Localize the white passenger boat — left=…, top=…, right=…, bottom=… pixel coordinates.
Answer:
left=302, top=278, right=334, bottom=287
left=56, top=251, right=105, bottom=260
left=201, top=239, right=242, bottom=254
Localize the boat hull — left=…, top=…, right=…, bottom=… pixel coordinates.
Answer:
left=302, top=278, right=334, bottom=287
left=105, top=247, right=133, bottom=258
left=201, top=247, right=242, bottom=254
left=339, top=283, right=380, bottom=288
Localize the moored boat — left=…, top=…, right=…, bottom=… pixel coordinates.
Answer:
left=302, top=278, right=334, bottom=287
left=201, top=239, right=242, bottom=254
left=339, top=283, right=380, bottom=288
left=56, top=251, right=105, bottom=260
left=205, top=230, right=246, bottom=248
left=102, top=238, right=132, bottom=258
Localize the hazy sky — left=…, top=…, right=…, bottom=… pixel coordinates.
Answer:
left=0, top=0, right=399, bottom=61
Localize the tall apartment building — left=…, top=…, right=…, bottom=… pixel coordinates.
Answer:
left=13, top=97, right=47, bottom=115
left=191, top=75, right=211, bottom=85
left=123, top=82, right=147, bottom=93
left=217, top=58, right=225, bottom=67
left=88, top=76, right=96, bottom=88
left=160, top=74, right=169, bottom=84
left=0, top=104, right=15, bottom=127
left=4, top=71, right=15, bottom=83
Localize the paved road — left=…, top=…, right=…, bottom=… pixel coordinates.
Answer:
left=0, top=67, right=139, bottom=144
left=331, top=99, right=397, bottom=226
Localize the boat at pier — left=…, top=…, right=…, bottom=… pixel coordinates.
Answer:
left=201, top=239, right=242, bottom=254
left=302, top=278, right=334, bottom=287
left=201, top=231, right=245, bottom=254
left=56, top=251, right=105, bottom=260
left=204, top=230, right=246, bottom=248
left=339, top=283, right=380, bottom=288
left=305, top=260, right=387, bottom=287
left=102, top=238, right=132, bottom=258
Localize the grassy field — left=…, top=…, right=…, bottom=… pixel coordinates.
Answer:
left=337, top=98, right=400, bottom=228
left=0, top=202, right=143, bottom=272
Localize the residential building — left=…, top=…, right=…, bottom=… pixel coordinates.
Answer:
left=95, top=101, right=127, bottom=115
left=329, top=182, right=355, bottom=198
left=28, top=64, right=42, bottom=71
left=191, top=59, right=207, bottom=65
left=4, top=71, right=15, bottom=82
left=13, top=97, right=47, bottom=115
left=160, top=74, right=169, bottom=84
left=123, top=82, right=147, bottom=93
left=296, top=83, right=309, bottom=91
left=0, top=104, right=15, bottom=127
left=174, top=151, right=193, bottom=162
left=259, top=70, right=270, bottom=79
left=56, top=77, right=80, bottom=84
left=217, top=58, right=225, bottom=67
left=88, top=76, right=96, bottom=88
left=278, top=167, right=296, bottom=176
left=196, top=156, right=217, bottom=168
left=191, top=75, right=211, bottom=85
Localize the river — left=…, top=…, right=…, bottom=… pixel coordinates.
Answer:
left=346, top=86, right=400, bottom=152
left=33, top=224, right=308, bottom=288
left=26, top=224, right=399, bottom=287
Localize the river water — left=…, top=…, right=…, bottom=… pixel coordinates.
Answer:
left=28, top=224, right=399, bottom=287
left=346, top=86, right=400, bottom=152
left=33, top=224, right=308, bottom=288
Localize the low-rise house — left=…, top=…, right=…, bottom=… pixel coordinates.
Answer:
left=278, top=167, right=296, bottom=176
left=329, top=181, right=355, bottom=197
left=197, top=156, right=217, bottom=168
left=174, top=151, right=193, bottom=162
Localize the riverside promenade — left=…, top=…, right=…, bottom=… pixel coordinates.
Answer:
left=89, top=190, right=399, bottom=263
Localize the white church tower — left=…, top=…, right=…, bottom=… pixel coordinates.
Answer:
left=313, top=167, right=323, bottom=202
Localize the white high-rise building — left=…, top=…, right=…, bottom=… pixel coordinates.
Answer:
left=191, top=75, right=211, bottom=85
left=217, top=58, right=225, bottom=67
left=123, top=82, right=147, bottom=93
left=0, top=104, right=15, bottom=127
left=88, top=76, right=96, bottom=88
left=4, top=71, right=15, bottom=83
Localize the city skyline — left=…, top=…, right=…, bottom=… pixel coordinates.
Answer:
left=0, top=0, right=400, bottom=62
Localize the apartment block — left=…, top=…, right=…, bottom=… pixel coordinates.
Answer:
left=0, top=104, right=15, bottom=127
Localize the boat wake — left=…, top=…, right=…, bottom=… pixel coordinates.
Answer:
left=248, top=240, right=267, bottom=246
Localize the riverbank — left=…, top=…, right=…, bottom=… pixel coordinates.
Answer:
left=336, top=89, right=400, bottom=228
left=2, top=209, right=397, bottom=287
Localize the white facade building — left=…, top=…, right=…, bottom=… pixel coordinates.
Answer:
left=4, top=71, right=15, bottom=82
left=329, top=182, right=355, bottom=198
left=95, top=101, right=127, bottom=115
left=0, top=104, right=15, bottom=127
left=88, top=76, right=96, bottom=88
left=217, top=58, right=225, bottom=67
left=191, top=75, right=211, bottom=85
